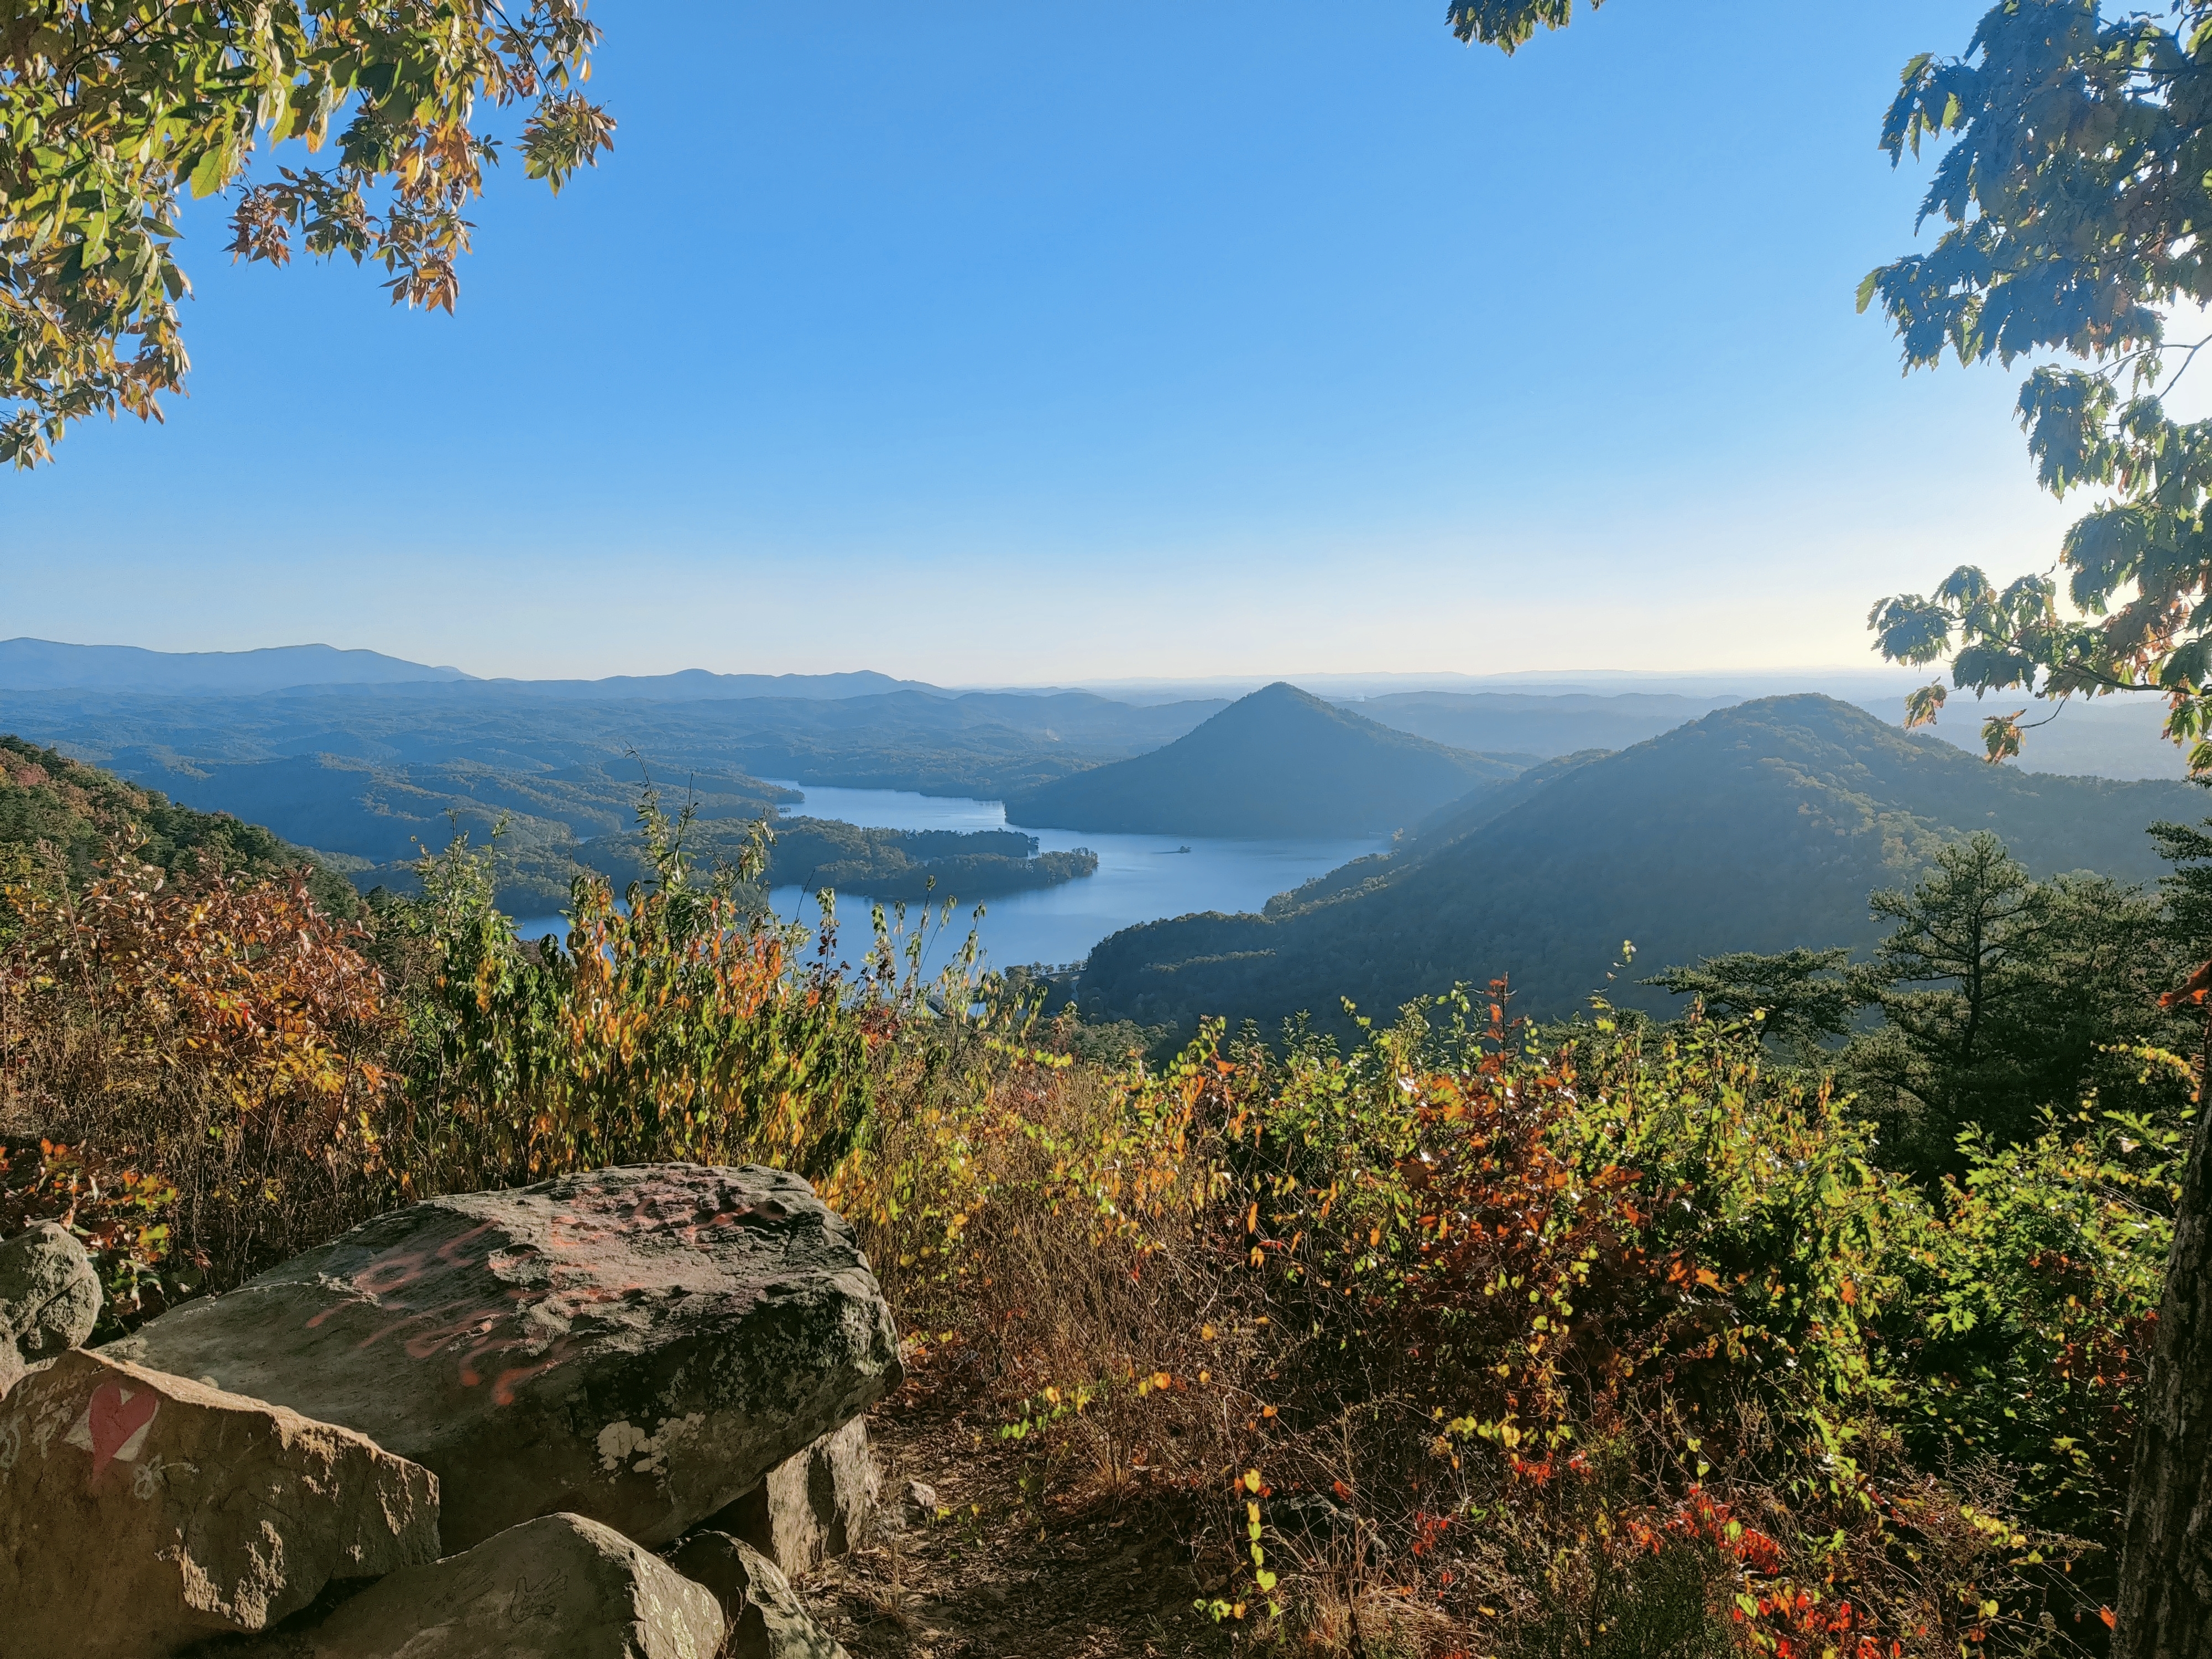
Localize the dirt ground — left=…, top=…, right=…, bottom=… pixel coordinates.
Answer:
left=786, top=1383, right=1240, bottom=1659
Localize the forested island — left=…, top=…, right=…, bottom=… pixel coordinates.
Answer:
left=582, top=815, right=1098, bottom=904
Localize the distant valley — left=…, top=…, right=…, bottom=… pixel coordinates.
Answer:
left=0, top=657, right=1228, bottom=909
left=5, top=642, right=2206, bottom=1007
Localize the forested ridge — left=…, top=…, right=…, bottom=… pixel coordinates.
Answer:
left=0, top=684, right=1224, bottom=906
left=1006, top=681, right=1524, bottom=837
left=1081, top=695, right=2209, bottom=1031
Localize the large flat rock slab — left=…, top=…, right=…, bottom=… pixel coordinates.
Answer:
left=106, top=1164, right=901, bottom=1548
left=0, top=1350, right=439, bottom=1659
left=247, top=1512, right=726, bottom=1659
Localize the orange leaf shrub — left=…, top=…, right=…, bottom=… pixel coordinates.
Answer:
left=1, top=852, right=397, bottom=1312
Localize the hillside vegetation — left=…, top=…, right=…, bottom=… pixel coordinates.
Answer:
left=0, top=734, right=358, bottom=915
left=1006, top=682, right=1522, bottom=837
left=0, top=683, right=1213, bottom=909
left=1080, top=695, right=2210, bottom=1032
left=129, top=752, right=793, bottom=912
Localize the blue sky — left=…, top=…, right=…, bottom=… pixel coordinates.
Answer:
left=6, top=1, right=2090, bottom=683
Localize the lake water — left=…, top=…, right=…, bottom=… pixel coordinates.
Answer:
left=511, top=780, right=1384, bottom=971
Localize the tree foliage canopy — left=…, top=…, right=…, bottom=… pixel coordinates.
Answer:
left=1857, top=1, right=2212, bottom=771
left=1642, top=946, right=1855, bottom=1055
left=1444, top=1, right=1599, bottom=54
left=0, top=1, right=613, bottom=466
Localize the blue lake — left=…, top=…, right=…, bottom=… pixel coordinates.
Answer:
left=511, top=780, right=1385, bottom=972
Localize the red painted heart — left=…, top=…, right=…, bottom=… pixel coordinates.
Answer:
left=87, top=1381, right=160, bottom=1485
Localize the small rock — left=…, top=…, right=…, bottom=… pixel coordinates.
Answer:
left=709, top=1416, right=880, bottom=1574
left=666, top=1532, right=848, bottom=1659
left=252, top=1512, right=725, bottom=1659
left=0, top=1350, right=440, bottom=1659
left=898, top=1478, right=938, bottom=1525
left=106, top=1164, right=903, bottom=1549
left=0, top=1220, right=101, bottom=1366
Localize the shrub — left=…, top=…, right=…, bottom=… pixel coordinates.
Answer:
left=0, top=852, right=395, bottom=1314
left=844, top=988, right=2112, bottom=1656
left=376, top=808, right=879, bottom=1193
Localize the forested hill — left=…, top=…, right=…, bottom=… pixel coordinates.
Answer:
left=1078, top=693, right=2212, bottom=1031
left=0, top=734, right=359, bottom=915
left=1004, top=682, right=1524, bottom=837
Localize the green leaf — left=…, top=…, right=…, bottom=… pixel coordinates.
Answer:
left=187, top=145, right=228, bottom=200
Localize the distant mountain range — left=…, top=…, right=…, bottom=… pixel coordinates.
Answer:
left=1, top=635, right=2196, bottom=919
left=0, top=685, right=1228, bottom=815
left=6, top=638, right=2188, bottom=781
left=0, top=640, right=950, bottom=703
left=472, top=669, right=941, bottom=702
left=8, top=667, right=2204, bottom=1008
left=0, top=639, right=472, bottom=694
left=1076, top=695, right=2212, bottom=1031
left=1004, top=683, right=1525, bottom=837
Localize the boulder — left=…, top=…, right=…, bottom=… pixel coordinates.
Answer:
left=0, top=1349, right=439, bottom=1659
left=710, top=1416, right=880, bottom=1574
left=106, top=1164, right=902, bottom=1549
left=0, top=1220, right=101, bottom=1366
left=666, top=1531, right=849, bottom=1659
left=247, top=1512, right=726, bottom=1659
left=664, top=1528, right=755, bottom=1622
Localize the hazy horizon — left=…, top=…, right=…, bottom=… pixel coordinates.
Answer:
left=0, top=634, right=1939, bottom=698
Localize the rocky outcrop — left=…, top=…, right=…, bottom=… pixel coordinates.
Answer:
left=0, top=1350, right=439, bottom=1659
left=711, top=1416, right=880, bottom=1575
left=666, top=1531, right=851, bottom=1659
left=106, top=1164, right=902, bottom=1548
left=243, top=1511, right=727, bottom=1659
left=0, top=1220, right=101, bottom=1369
